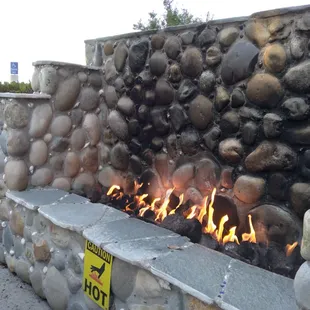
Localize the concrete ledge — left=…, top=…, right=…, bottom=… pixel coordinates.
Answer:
left=0, top=93, right=51, bottom=99
left=33, top=60, right=101, bottom=71
left=5, top=188, right=298, bottom=310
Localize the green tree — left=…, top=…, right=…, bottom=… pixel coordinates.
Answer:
left=0, top=81, right=32, bottom=93
left=133, top=0, right=212, bottom=31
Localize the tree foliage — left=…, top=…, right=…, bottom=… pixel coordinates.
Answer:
left=0, top=81, right=32, bottom=93
left=133, top=0, right=212, bottom=31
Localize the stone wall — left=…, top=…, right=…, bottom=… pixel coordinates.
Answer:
left=0, top=187, right=297, bottom=310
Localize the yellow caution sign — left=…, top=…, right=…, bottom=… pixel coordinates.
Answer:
left=83, top=240, right=113, bottom=309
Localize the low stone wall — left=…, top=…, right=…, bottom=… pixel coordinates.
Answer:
left=0, top=187, right=297, bottom=310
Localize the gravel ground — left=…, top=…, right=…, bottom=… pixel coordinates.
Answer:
left=0, top=265, right=50, bottom=310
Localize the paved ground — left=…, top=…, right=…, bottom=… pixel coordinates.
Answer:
left=0, top=265, right=50, bottom=310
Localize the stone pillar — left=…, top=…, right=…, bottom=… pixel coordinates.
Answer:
left=294, top=210, right=310, bottom=310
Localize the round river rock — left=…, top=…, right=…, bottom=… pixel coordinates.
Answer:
left=4, top=101, right=29, bottom=129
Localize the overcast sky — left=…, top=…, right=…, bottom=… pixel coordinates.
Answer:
left=0, top=0, right=309, bottom=83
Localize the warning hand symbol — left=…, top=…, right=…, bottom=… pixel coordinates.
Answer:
left=90, top=262, right=105, bottom=279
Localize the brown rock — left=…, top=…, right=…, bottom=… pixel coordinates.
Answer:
left=245, top=21, right=270, bottom=47
left=189, top=95, right=213, bottom=130
left=64, top=152, right=80, bottom=177
left=82, top=113, right=101, bottom=146
left=263, top=43, right=286, bottom=73
left=29, top=104, right=52, bottom=138
left=98, top=142, right=110, bottom=164
left=184, top=187, right=203, bottom=205
left=50, top=155, right=64, bottom=173
left=71, top=129, right=87, bottom=151
left=151, top=34, right=165, bottom=50
left=290, top=183, right=310, bottom=218
left=10, top=209, right=24, bottom=236
left=5, top=160, right=28, bottom=191
left=31, top=168, right=53, bottom=186
left=72, top=173, right=95, bottom=191
left=54, top=76, right=80, bottom=111
left=219, top=138, right=243, bottom=163
left=220, top=167, right=233, bottom=189
left=245, top=141, right=297, bottom=172
left=33, top=240, right=51, bottom=262
left=81, top=147, right=99, bottom=173
left=218, top=27, right=239, bottom=47
left=164, top=37, right=181, bottom=60
left=246, top=73, right=283, bottom=108
left=52, top=178, right=71, bottom=191
left=7, top=129, right=30, bottom=156
left=50, top=115, right=72, bottom=137
left=234, top=175, right=265, bottom=204
left=29, top=140, right=48, bottom=166
left=172, top=163, right=195, bottom=189
left=98, top=166, right=122, bottom=188
left=104, top=41, right=114, bottom=56
left=181, top=47, right=203, bottom=78
left=110, top=143, right=129, bottom=171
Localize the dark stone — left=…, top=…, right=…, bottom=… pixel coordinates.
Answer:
left=180, top=47, right=203, bottom=78
left=128, top=119, right=140, bottom=136
left=285, top=125, right=310, bottom=145
left=284, top=60, right=310, bottom=93
left=202, top=127, right=221, bottom=151
left=220, top=111, right=240, bottom=134
left=151, top=34, right=165, bottom=50
left=231, top=88, right=245, bottom=108
left=123, top=70, right=135, bottom=87
left=245, top=141, right=297, bottom=172
left=180, top=31, right=195, bottom=45
left=140, top=168, right=161, bottom=198
left=195, top=158, right=220, bottom=194
left=221, top=167, right=234, bottom=189
left=263, top=113, right=283, bottom=138
left=114, top=41, right=128, bottom=72
left=130, top=155, right=142, bottom=175
left=105, top=86, right=118, bottom=109
left=164, top=37, right=181, bottom=60
left=198, top=28, right=216, bottom=47
left=168, top=64, right=182, bottom=83
left=296, top=12, right=310, bottom=31
left=110, top=142, right=130, bottom=171
left=290, top=183, right=310, bottom=218
left=167, top=134, right=178, bottom=158
left=107, top=110, right=129, bottom=141
left=129, top=139, right=142, bottom=155
left=246, top=73, right=283, bottom=108
left=151, top=137, right=164, bottom=151
left=239, top=106, right=263, bottom=121
left=135, top=104, right=149, bottom=123
left=71, top=109, right=83, bottom=126
left=199, top=71, right=216, bottom=95
left=129, top=40, right=149, bottom=73
left=282, top=97, right=309, bottom=120
left=160, top=214, right=202, bottom=243
left=145, top=90, right=156, bottom=106
left=189, top=95, right=213, bottom=130
left=221, top=40, right=259, bottom=85
left=169, top=104, right=188, bottom=132
left=150, top=107, right=170, bottom=135
left=242, top=121, right=258, bottom=145
left=290, top=36, right=306, bottom=60
left=149, top=51, right=167, bottom=76
left=205, top=46, right=222, bottom=67
left=140, top=124, right=154, bottom=142
left=177, top=79, right=197, bottom=102
left=138, top=70, right=153, bottom=88
left=304, top=150, right=310, bottom=168
left=117, top=96, right=135, bottom=116
left=180, top=129, right=200, bottom=155
left=50, top=137, right=69, bottom=152
left=215, top=86, right=230, bottom=112
left=105, top=58, right=117, bottom=83
left=114, top=77, right=125, bottom=94
left=155, top=79, right=174, bottom=105
left=268, top=173, right=289, bottom=201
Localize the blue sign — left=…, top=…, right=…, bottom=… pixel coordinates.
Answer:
left=10, top=62, right=18, bottom=75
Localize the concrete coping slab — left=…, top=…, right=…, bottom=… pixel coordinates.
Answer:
left=6, top=188, right=68, bottom=210
left=0, top=93, right=51, bottom=99
left=5, top=188, right=298, bottom=309
left=33, top=60, right=101, bottom=71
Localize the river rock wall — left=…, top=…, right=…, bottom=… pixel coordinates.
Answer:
left=3, top=6, right=310, bottom=246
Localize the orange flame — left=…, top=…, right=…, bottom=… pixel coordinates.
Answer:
left=107, top=185, right=120, bottom=196
left=286, top=241, right=298, bottom=257
left=216, top=215, right=229, bottom=244
left=155, top=188, right=175, bottom=222
left=204, top=188, right=217, bottom=235
left=197, top=196, right=208, bottom=224
left=169, top=194, right=184, bottom=215
left=186, top=205, right=198, bottom=219
left=223, top=226, right=240, bottom=245
left=242, top=215, right=256, bottom=243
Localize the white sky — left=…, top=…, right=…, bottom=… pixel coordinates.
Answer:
left=0, top=0, right=309, bottom=83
